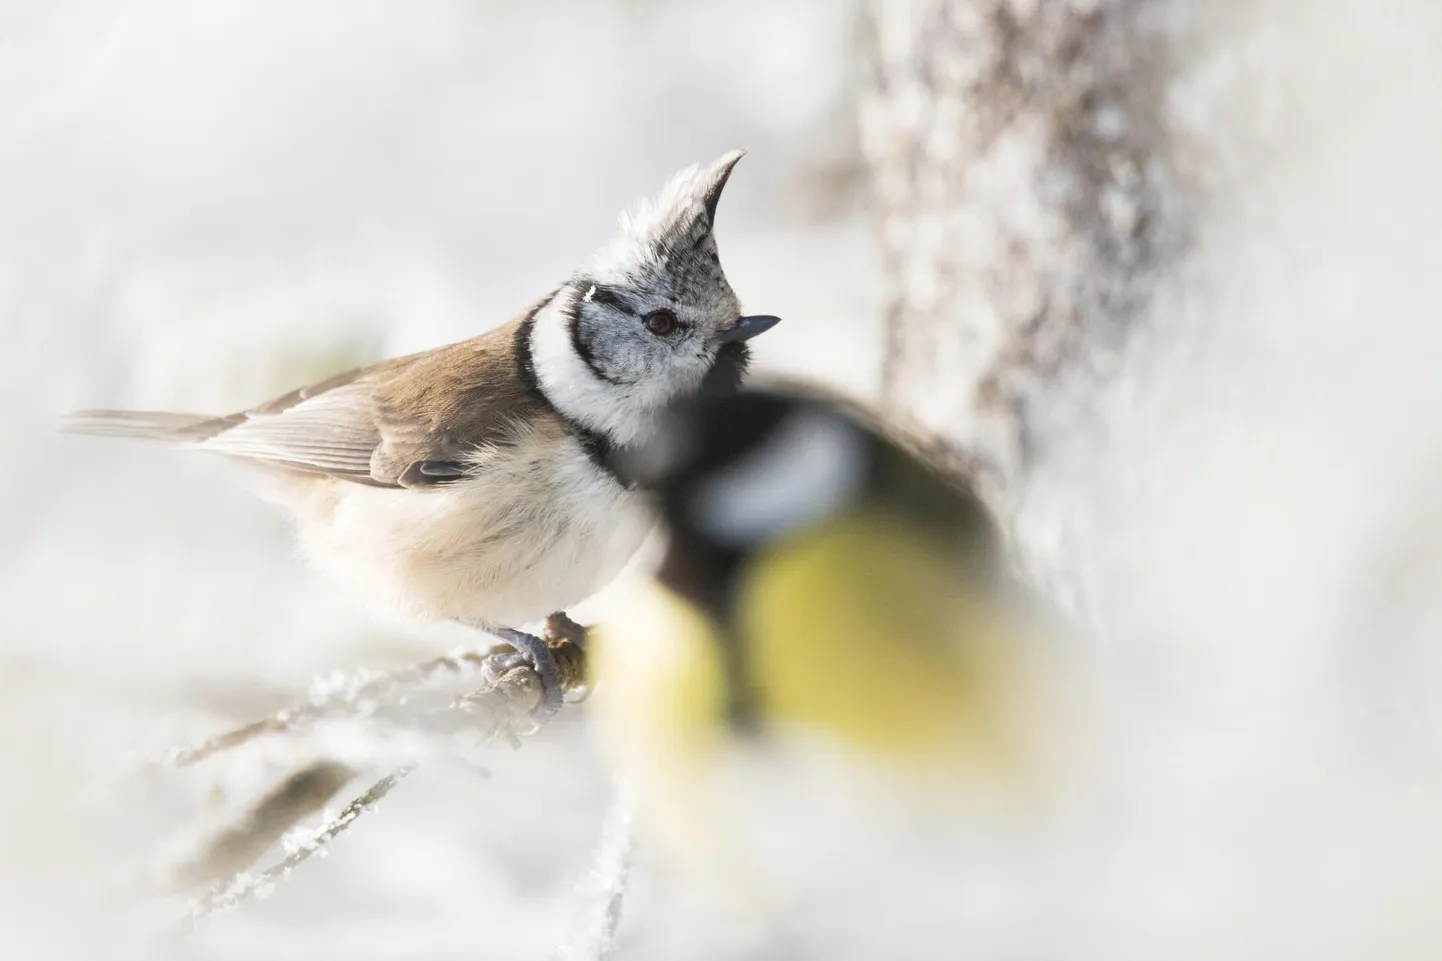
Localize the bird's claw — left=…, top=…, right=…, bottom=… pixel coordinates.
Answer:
left=487, top=627, right=564, bottom=721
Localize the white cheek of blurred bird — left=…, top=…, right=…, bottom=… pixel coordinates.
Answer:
left=60, top=150, right=783, bottom=719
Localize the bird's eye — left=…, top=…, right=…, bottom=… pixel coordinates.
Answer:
left=644, top=309, right=679, bottom=337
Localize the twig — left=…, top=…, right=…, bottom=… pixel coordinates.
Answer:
left=185, top=766, right=414, bottom=929
left=165, top=650, right=494, bottom=769
left=176, top=616, right=592, bottom=929
left=175, top=760, right=358, bottom=890
left=165, top=615, right=591, bottom=771
left=553, top=783, right=637, bottom=961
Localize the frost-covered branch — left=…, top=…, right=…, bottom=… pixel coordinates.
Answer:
left=175, top=760, right=358, bottom=890
left=185, top=765, right=414, bottom=928
left=162, top=615, right=589, bottom=770
left=165, top=650, right=492, bottom=770
left=553, top=783, right=636, bottom=961
left=167, top=616, right=590, bottom=929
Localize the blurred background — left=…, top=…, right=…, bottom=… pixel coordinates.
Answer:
left=5, top=0, right=1442, bottom=958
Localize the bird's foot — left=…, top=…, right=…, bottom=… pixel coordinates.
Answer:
left=486, top=626, right=565, bottom=721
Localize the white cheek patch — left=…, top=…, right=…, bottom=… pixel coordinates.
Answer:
left=689, top=411, right=865, bottom=548
left=530, top=293, right=648, bottom=446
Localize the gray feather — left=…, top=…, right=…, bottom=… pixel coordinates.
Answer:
left=60, top=410, right=214, bottom=441
left=195, top=385, right=380, bottom=477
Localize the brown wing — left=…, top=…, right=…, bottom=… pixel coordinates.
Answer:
left=366, top=315, right=554, bottom=486
left=192, top=307, right=552, bottom=489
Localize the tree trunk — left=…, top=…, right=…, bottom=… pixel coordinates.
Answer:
left=858, top=0, right=1186, bottom=501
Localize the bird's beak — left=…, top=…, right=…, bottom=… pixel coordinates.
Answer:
left=717, top=314, right=782, bottom=344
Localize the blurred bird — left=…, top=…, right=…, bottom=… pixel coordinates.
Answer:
left=589, top=385, right=1066, bottom=897
left=61, top=151, right=780, bottom=716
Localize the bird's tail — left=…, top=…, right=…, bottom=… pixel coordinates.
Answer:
left=59, top=409, right=214, bottom=442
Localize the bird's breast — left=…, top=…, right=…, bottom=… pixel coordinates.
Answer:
left=289, top=436, right=655, bottom=627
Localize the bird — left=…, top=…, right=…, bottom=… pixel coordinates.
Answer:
left=588, top=384, right=1067, bottom=897
left=62, top=150, right=781, bottom=717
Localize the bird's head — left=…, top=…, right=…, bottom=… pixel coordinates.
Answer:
left=527, top=151, right=781, bottom=447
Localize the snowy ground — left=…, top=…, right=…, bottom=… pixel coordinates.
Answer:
left=5, top=1, right=1442, bottom=959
